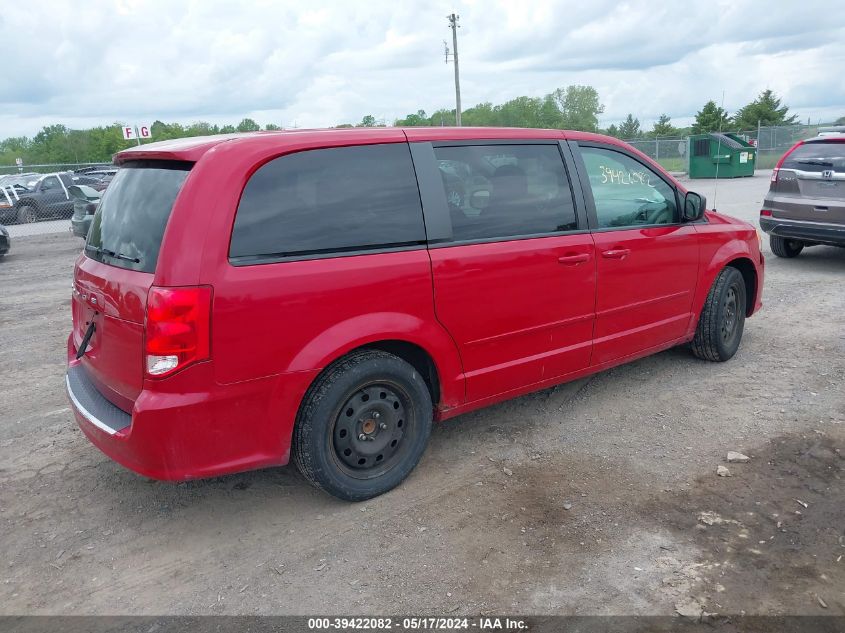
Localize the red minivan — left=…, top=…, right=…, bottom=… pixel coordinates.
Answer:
left=67, top=128, right=764, bottom=500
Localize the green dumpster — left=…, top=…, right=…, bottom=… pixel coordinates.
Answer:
left=688, top=133, right=756, bottom=178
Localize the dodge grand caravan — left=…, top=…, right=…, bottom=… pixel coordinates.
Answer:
left=67, top=128, right=764, bottom=501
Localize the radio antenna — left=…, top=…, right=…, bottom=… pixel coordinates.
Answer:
left=712, top=90, right=725, bottom=211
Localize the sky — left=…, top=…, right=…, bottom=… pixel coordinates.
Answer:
left=1, top=0, right=844, bottom=139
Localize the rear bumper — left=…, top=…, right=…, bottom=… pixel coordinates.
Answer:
left=70, top=215, right=92, bottom=238
left=760, top=216, right=845, bottom=247
left=66, top=336, right=318, bottom=481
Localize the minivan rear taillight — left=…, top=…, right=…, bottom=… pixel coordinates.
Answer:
left=144, top=286, right=212, bottom=377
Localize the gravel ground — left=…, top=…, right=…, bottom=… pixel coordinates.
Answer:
left=0, top=173, right=843, bottom=616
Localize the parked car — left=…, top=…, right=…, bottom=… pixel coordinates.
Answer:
left=0, top=224, right=9, bottom=258
left=66, top=128, right=764, bottom=500
left=73, top=168, right=118, bottom=191
left=69, top=174, right=110, bottom=192
left=73, top=165, right=113, bottom=175
left=0, top=172, right=39, bottom=187
left=0, top=173, right=39, bottom=222
left=1, top=172, right=76, bottom=223
left=761, top=136, right=845, bottom=257
left=68, top=184, right=102, bottom=238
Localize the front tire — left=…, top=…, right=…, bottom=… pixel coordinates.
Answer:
left=292, top=350, right=433, bottom=501
left=691, top=267, right=746, bottom=362
left=16, top=205, right=38, bottom=224
left=770, top=235, right=803, bottom=258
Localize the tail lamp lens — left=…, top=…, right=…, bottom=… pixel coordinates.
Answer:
left=145, top=286, right=212, bottom=377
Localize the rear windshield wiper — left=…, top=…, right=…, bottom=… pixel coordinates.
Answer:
left=795, top=159, right=833, bottom=167
left=85, top=244, right=140, bottom=263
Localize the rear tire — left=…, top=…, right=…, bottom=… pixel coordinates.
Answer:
left=292, top=350, right=433, bottom=501
left=16, top=205, right=38, bottom=224
left=691, top=267, right=746, bottom=362
left=770, top=235, right=803, bottom=258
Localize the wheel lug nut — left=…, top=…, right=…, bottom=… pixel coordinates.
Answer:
left=372, top=412, right=380, bottom=419
left=358, top=433, right=367, bottom=441
left=379, top=422, right=388, bottom=430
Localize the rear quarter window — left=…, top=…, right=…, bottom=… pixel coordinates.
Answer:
left=86, top=161, right=191, bottom=273
left=229, top=143, right=426, bottom=262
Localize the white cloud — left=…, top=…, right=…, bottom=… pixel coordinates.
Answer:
left=0, top=0, right=843, bottom=138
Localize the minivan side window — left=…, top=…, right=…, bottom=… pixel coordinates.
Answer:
left=433, top=144, right=578, bottom=241
left=580, top=146, right=678, bottom=229
left=230, top=144, right=426, bottom=261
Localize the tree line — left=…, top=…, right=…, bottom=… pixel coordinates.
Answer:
left=392, top=89, right=816, bottom=139
left=1, top=88, right=839, bottom=168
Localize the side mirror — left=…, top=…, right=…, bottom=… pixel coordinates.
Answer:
left=683, top=191, right=706, bottom=222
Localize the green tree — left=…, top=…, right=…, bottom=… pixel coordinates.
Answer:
left=357, top=115, right=377, bottom=127
left=425, top=108, right=456, bottom=126
left=219, top=124, right=237, bottom=134
left=539, top=94, right=563, bottom=128
left=604, top=124, right=620, bottom=138
left=553, top=85, right=604, bottom=131
left=618, top=114, right=641, bottom=139
left=495, top=96, right=545, bottom=128
left=186, top=121, right=219, bottom=136
left=692, top=100, right=732, bottom=134
left=649, top=114, right=678, bottom=137
left=836, top=115, right=845, bottom=125
left=395, top=110, right=429, bottom=126
left=236, top=118, right=260, bottom=132
left=733, top=90, right=797, bottom=130
left=30, top=124, right=72, bottom=162
left=460, top=103, right=493, bottom=126
left=264, top=123, right=282, bottom=131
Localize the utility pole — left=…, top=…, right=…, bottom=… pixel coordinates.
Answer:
left=446, top=13, right=462, bottom=126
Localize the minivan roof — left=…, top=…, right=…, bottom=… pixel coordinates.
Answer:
left=114, top=127, right=622, bottom=165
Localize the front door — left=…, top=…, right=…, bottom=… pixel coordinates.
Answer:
left=421, top=141, right=596, bottom=403
left=39, top=175, right=70, bottom=217
left=573, top=143, right=700, bottom=365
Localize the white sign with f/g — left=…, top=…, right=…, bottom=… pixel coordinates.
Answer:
left=122, top=125, right=152, bottom=140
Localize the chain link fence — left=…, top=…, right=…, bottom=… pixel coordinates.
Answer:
left=624, top=138, right=688, bottom=173
left=0, top=162, right=110, bottom=177
left=623, top=124, right=830, bottom=174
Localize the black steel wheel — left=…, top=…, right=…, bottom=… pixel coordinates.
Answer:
left=721, top=285, right=739, bottom=344
left=691, top=266, right=747, bottom=362
left=293, top=350, right=433, bottom=501
left=332, top=382, right=412, bottom=478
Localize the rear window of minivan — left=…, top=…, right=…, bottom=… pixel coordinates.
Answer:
left=229, top=143, right=425, bottom=263
left=86, top=161, right=191, bottom=273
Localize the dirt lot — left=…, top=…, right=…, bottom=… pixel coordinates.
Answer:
left=0, top=173, right=843, bottom=616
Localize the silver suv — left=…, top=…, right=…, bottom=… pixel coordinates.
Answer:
left=760, top=133, right=845, bottom=257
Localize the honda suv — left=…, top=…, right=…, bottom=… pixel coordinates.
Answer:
left=67, top=128, right=764, bottom=501
left=761, top=135, right=845, bottom=257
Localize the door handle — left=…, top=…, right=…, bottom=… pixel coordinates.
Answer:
left=601, top=248, right=630, bottom=259
left=557, top=253, right=591, bottom=265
